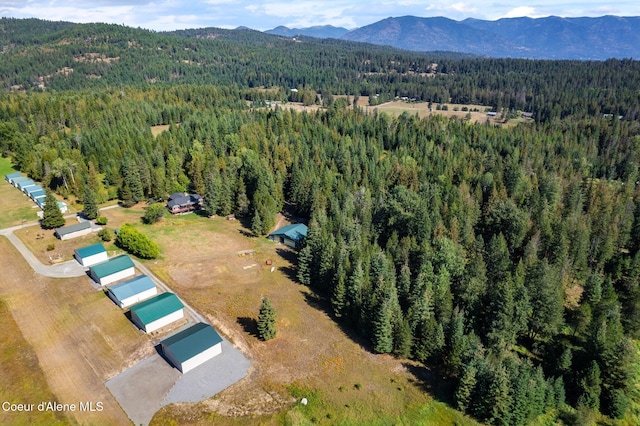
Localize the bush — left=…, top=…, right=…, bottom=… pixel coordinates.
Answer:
left=96, top=216, right=108, bottom=225
left=143, top=203, right=166, bottom=224
left=97, top=228, right=113, bottom=242
left=46, top=243, right=55, bottom=251
left=115, top=223, right=159, bottom=259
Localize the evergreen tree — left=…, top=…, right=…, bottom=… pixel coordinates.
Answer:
left=257, top=297, right=277, bottom=341
left=83, top=184, right=99, bottom=220
left=456, top=361, right=478, bottom=412
left=41, top=190, right=65, bottom=229
left=372, top=296, right=394, bottom=354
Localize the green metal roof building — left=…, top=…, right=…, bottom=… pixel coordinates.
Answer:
left=89, top=254, right=135, bottom=286
left=74, top=243, right=108, bottom=267
left=268, top=223, right=308, bottom=249
left=160, top=322, right=223, bottom=373
left=129, top=292, right=184, bottom=333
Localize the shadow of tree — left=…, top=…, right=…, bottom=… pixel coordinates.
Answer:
left=237, top=316, right=259, bottom=338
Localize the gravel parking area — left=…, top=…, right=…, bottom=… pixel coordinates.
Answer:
left=106, top=335, right=250, bottom=425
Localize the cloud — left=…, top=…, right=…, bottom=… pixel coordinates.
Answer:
left=503, top=6, right=537, bottom=18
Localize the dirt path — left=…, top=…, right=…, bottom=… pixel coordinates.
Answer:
left=0, top=238, right=146, bottom=425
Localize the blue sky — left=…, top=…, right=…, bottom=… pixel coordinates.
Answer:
left=1, top=0, right=639, bottom=31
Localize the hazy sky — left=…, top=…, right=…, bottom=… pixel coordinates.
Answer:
left=1, top=0, right=639, bottom=31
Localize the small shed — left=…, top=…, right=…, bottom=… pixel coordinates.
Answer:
left=74, top=243, right=108, bottom=267
left=268, top=223, right=308, bottom=249
left=39, top=200, right=68, bottom=213
left=10, top=176, right=30, bottom=187
left=30, top=189, right=46, bottom=201
left=129, top=292, right=184, bottom=333
left=89, top=254, right=135, bottom=286
left=54, top=221, right=93, bottom=240
left=24, top=184, right=42, bottom=196
left=16, top=179, right=35, bottom=191
left=5, top=172, right=21, bottom=183
left=160, top=322, right=223, bottom=373
left=107, top=275, right=157, bottom=308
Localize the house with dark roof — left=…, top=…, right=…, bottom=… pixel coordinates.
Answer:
left=166, top=192, right=203, bottom=214
left=107, top=275, right=157, bottom=308
left=160, top=322, right=223, bottom=373
left=54, top=221, right=93, bottom=240
left=129, top=292, right=184, bottom=333
left=74, top=243, right=108, bottom=267
left=268, top=223, right=308, bottom=249
left=89, top=254, right=135, bottom=286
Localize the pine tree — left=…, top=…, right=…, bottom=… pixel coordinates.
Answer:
left=372, top=297, right=394, bottom=354
left=41, top=190, right=65, bottom=229
left=456, top=362, right=478, bottom=412
left=83, top=185, right=99, bottom=220
left=257, top=297, right=277, bottom=341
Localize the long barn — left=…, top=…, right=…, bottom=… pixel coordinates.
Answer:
left=89, top=254, right=135, bottom=286
left=160, top=322, right=223, bottom=373
left=107, top=275, right=157, bottom=308
left=74, top=243, right=108, bottom=267
left=129, top=292, right=184, bottom=333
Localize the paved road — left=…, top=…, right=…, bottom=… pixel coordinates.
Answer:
left=0, top=220, right=86, bottom=278
left=0, top=204, right=123, bottom=278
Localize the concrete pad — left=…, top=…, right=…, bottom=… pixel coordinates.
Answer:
left=165, top=339, right=251, bottom=404
left=106, top=355, right=180, bottom=426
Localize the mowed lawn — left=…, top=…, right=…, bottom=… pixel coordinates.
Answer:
left=94, top=205, right=476, bottom=425
left=0, top=237, right=153, bottom=425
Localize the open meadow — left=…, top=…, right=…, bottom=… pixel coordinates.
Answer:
left=89, top=205, right=477, bottom=425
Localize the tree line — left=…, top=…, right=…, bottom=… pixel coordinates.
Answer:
left=1, top=82, right=640, bottom=423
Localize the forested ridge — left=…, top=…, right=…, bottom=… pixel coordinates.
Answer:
left=1, top=17, right=640, bottom=425
left=2, top=18, right=640, bottom=122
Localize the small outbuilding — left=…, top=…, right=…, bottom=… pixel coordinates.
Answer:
left=74, top=243, right=108, bottom=267
left=166, top=192, right=203, bottom=214
left=129, top=292, right=184, bottom=333
left=160, top=322, right=223, bottom=373
left=24, top=184, right=42, bottom=196
left=16, top=179, right=35, bottom=192
left=268, top=223, right=308, bottom=249
left=30, top=189, right=46, bottom=201
left=89, top=254, right=135, bottom=286
left=10, top=176, right=30, bottom=187
left=107, top=275, right=157, bottom=308
left=54, top=221, right=93, bottom=240
left=5, top=172, right=22, bottom=183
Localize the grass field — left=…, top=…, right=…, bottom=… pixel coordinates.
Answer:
left=0, top=157, right=40, bottom=229
left=85, top=205, right=479, bottom=425
left=0, top=298, right=68, bottom=426
left=0, top=236, right=152, bottom=425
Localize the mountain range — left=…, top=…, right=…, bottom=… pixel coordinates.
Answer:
left=266, top=15, right=640, bottom=60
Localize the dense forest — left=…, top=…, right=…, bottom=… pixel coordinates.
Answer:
left=2, top=18, right=640, bottom=425
left=2, top=18, right=640, bottom=122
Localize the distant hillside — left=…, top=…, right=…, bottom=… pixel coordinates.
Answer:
left=265, top=25, right=350, bottom=39
left=341, top=15, right=640, bottom=59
